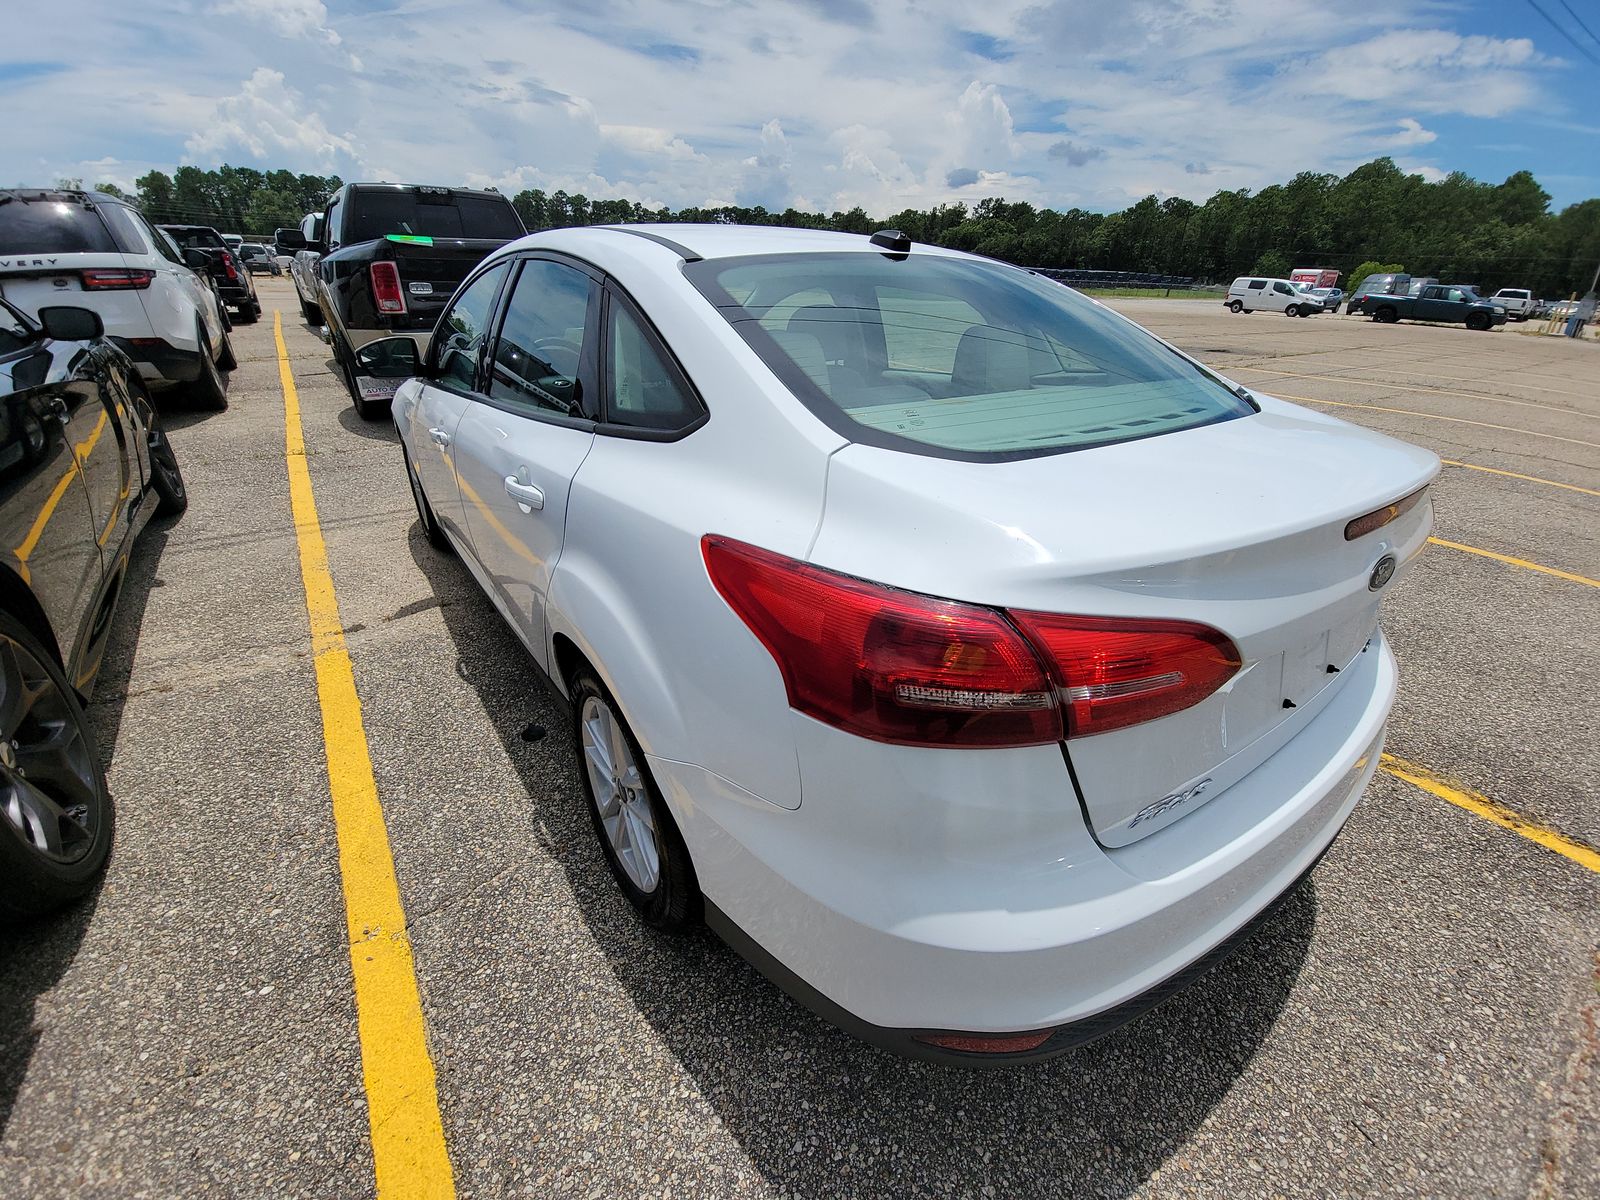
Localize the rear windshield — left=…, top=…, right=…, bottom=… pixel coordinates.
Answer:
left=0, top=197, right=117, bottom=255
left=164, top=227, right=227, bottom=250
left=345, top=190, right=524, bottom=243
left=686, top=253, right=1254, bottom=459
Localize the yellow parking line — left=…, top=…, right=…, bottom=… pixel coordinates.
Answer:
left=1273, top=395, right=1600, bottom=451
left=274, top=312, right=456, bottom=1198
left=1440, top=460, right=1600, bottom=498
left=1427, top=536, right=1600, bottom=589
left=1381, top=754, right=1600, bottom=875
left=1273, top=393, right=1600, bottom=451
left=1231, top=365, right=1590, bottom=419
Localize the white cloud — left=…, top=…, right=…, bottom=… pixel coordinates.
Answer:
left=1381, top=118, right=1438, bottom=148
left=4, top=0, right=1588, bottom=214
left=184, top=68, right=356, bottom=167
left=213, top=0, right=340, bottom=46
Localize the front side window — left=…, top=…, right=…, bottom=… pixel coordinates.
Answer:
left=1273, top=282, right=1293, bottom=295
left=606, top=297, right=700, bottom=430
left=1246, top=280, right=1265, bottom=290
left=687, top=253, right=1254, bottom=459
left=432, top=262, right=509, bottom=390
left=487, top=258, right=593, bottom=416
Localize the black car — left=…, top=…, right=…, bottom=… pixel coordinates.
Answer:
left=158, top=224, right=262, bottom=324
left=0, top=298, right=185, bottom=920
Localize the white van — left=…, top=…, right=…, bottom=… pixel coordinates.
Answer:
left=1226, top=277, right=1316, bottom=317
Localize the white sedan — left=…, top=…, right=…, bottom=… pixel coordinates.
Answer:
left=375, top=224, right=1438, bottom=1062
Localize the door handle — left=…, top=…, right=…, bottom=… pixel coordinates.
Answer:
left=428, top=427, right=451, bottom=447
left=503, top=476, right=545, bottom=511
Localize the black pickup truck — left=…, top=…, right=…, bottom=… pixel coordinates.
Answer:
left=275, top=183, right=525, bottom=417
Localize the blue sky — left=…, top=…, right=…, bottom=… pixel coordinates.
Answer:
left=6, top=0, right=1597, bottom=215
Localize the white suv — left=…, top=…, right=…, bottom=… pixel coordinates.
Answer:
left=0, top=189, right=235, bottom=407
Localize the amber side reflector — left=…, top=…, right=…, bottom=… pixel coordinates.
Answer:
left=1345, top=486, right=1427, bottom=541
left=915, top=1028, right=1056, bottom=1054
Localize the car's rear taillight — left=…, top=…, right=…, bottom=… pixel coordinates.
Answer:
left=702, top=536, right=1060, bottom=748
left=1008, top=612, right=1241, bottom=737
left=370, top=261, right=406, bottom=314
left=81, top=268, right=154, bottom=290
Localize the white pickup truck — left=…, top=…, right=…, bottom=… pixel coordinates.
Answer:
left=1490, top=288, right=1538, bottom=321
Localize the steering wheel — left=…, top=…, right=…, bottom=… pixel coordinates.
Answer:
left=530, top=337, right=583, bottom=365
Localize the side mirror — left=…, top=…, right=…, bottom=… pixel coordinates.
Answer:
left=274, top=227, right=308, bottom=250
left=353, top=337, right=423, bottom=408
left=182, top=247, right=210, bottom=272
left=355, top=337, right=422, bottom=379
left=37, top=306, right=105, bottom=342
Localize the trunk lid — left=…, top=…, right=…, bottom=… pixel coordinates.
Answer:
left=807, top=398, right=1439, bottom=846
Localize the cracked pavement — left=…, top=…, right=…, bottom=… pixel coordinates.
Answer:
left=0, top=283, right=1595, bottom=1198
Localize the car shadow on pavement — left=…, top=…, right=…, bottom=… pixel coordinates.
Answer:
left=337, top=405, right=399, bottom=443
left=408, top=524, right=1316, bottom=1197
left=0, top=519, right=173, bottom=1139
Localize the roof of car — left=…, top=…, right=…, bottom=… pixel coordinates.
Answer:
left=573, top=222, right=968, bottom=263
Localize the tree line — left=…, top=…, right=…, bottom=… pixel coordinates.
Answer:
left=86, top=157, right=1599, bottom=298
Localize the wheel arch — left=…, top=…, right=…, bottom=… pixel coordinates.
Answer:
left=0, top=563, right=66, bottom=674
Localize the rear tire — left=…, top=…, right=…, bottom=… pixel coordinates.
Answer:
left=570, top=669, right=700, bottom=933
left=234, top=301, right=259, bottom=325
left=188, top=322, right=229, bottom=410
left=403, top=444, right=450, bottom=552
left=1227, top=300, right=1243, bottom=313
left=215, top=322, right=238, bottom=371
left=301, top=298, right=324, bottom=327
left=1375, top=307, right=1398, bottom=324
left=147, top=425, right=188, bottom=518
left=0, top=611, right=115, bottom=922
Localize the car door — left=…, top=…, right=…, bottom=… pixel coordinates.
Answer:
left=1270, top=281, right=1295, bottom=312
left=451, top=255, right=599, bottom=665
left=56, top=342, right=130, bottom=571
left=0, top=323, right=105, bottom=675
left=408, top=261, right=511, bottom=545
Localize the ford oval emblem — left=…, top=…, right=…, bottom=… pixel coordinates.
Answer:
left=1369, top=553, right=1397, bottom=591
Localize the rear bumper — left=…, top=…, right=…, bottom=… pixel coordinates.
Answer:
left=655, top=633, right=1397, bottom=1057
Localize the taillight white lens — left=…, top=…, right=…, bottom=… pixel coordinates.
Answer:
left=1008, top=612, right=1241, bottom=737
left=81, top=269, right=154, bottom=290
left=370, top=261, right=406, bottom=314
left=702, top=536, right=1060, bottom=748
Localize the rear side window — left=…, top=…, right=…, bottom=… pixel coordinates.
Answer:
left=345, top=190, right=524, bottom=244
left=606, top=295, right=701, bottom=431
left=687, top=253, right=1254, bottom=459
left=163, top=227, right=226, bottom=250
left=0, top=197, right=117, bottom=254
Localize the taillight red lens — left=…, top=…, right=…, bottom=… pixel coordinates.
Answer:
left=370, top=261, right=406, bottom=314
left=81, top=268, right=154, bottom=290
left=702, top=536, right=1060, bottom=748
left=1009, top=612, right=1241, bottom=737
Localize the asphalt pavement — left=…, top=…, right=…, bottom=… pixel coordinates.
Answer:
left=1, top=280, right=1595, bottom=1199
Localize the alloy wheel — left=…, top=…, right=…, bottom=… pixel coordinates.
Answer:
left=0, top=633, right=100, bottom=865
left=579, top=695, right=660, bottom=893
